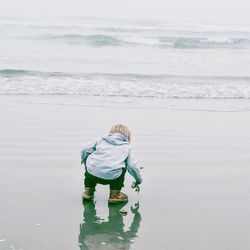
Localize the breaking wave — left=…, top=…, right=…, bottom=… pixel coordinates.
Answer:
left=41, top=33, right=250, bottom=48
left=1, top=69, right=250, bottom=99
left=2, top=18, right=250, bottom=48
left=44, top=34, right=122, bottom=46
left=159, top=37, right=250, bottom=49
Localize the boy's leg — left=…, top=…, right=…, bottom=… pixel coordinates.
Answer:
left=83, top=171, right=97, bottom=200
left=84, top=171, right=97, bottom=189
left=109, top=169, right=128, bottom=203
left=109, top=168, right=126, bottom=190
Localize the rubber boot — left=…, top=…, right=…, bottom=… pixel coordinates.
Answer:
left=108, top=190, right=128, bottom=204
left=82, top=187, right=95, bottom=200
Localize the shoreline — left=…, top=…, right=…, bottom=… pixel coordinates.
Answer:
left=1, top=95, right=250, bottom=112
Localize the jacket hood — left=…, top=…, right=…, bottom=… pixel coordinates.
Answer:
left=102, top=133, right=129, bottom=145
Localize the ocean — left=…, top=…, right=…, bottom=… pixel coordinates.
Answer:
left=1, top=17, right=250, bottom=111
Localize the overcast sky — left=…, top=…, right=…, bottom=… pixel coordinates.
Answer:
left=1, top=0, right=250, bottom=25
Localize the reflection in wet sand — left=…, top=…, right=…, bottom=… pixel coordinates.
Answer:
left=78, top=201, right=141, bottom=250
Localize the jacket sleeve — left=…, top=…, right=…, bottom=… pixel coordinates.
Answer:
left=80, top=139, right=98, bottom=165
left=125, top=148, right=142, bottom=184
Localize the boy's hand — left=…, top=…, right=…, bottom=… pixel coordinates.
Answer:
left=131, top=182, right=140, bottom=193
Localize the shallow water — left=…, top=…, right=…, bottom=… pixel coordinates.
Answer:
left=1, top=98, right=250, bottom=250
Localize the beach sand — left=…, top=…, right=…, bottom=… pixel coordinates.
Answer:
left=0, top=96, right=250, bottom=250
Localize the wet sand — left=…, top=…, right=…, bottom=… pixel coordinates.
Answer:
left=0, top=96, right=250, bottom=250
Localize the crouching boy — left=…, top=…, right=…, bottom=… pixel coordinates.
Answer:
left=80, top=124, right=142, bottom=203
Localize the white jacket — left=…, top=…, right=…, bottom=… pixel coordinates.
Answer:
left=80, top=133, right=142, bottom=184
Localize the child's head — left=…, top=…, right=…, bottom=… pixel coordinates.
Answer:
left=110, top=124, right=131, bottom=142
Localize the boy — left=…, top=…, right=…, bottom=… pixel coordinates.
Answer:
left=81, top=124, right=142, bottom=203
